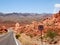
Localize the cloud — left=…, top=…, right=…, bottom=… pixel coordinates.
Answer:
left=54, top=4, right=60, bottom=8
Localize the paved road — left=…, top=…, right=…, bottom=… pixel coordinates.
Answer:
left=0, top=30, right=21, bottom=45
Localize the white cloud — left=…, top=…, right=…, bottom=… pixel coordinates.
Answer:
left=54, top=4, right=60, bottom=8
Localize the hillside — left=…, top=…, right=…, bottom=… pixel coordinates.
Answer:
left=42, top=11, right=60, bottom=35
left=12, top=11, right=60, bottom=35
left=14, top=11, right=60, bottom=45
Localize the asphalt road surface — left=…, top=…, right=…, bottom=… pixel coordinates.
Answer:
left=0, top=30, right=21, bottom=45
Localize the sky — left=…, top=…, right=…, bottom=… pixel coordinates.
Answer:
left=0, top=0, right=60, bottom=13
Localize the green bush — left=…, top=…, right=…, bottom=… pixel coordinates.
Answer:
left=15, top=34, right=20, bottom=39
left=45, top=30, right=58, bottom=44
left=46, top=30, right=57, bottom=39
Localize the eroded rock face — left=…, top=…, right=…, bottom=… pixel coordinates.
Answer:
left=0, top=26, right=8, bottom=34
left=13, top=11, right=60, bottom=36
left=54, top=11, right=60, bottom=18
left=1, top=11, right=59, bottom=36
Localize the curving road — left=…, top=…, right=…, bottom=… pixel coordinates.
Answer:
left=0, top=29, right=21, bottom=45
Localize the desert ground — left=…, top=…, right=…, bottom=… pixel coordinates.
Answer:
left=0, top=11, right=60, bottom=45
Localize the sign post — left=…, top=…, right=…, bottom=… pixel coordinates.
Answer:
left=38, top=25, right=44, bottom=45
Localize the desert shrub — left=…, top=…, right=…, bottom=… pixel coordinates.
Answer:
left=45, top=30, right=58, bottom=44
left=29, top=34, right=33, bottom=38
left=46, top=30, right=57, bottom=39
left=15, top=34, right=20, bottom=39
left=0, top=32, right=3, bottom=34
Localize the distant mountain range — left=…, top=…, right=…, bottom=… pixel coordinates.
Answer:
left=0, top=13, right=52, bottom=24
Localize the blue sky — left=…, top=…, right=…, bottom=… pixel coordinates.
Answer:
left=0, top=0, right=60, bottom=13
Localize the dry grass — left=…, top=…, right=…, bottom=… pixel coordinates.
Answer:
left=18, top=33, right=60, bottom=45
